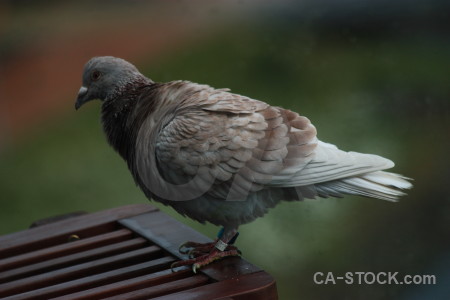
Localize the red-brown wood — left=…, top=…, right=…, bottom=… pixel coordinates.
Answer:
left=0, top=204, right=277, bottom=299
left=99, top=275, right=210, bottom=300
left=0, top=237, right=149, bottom=283
left=4, top=257, right=176, bottom=300
left=0, top=228, right=133, bottom=272
left=0, top=246, right=162, bottom=297
left=0, top=204, right=157, bottom=258
left=49, top=270, right=200, bottom=300
left=119, top=209, right=262, bottom=282
left=151, top=272, right=278, bottom=300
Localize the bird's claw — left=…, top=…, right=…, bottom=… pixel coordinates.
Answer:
left=170, top=261, right=179, bottom=272
left=178, top=242, right=191, bottom=254
left=188, top=249, right=199, bottom=258
left=171, top=248, right=242, bottom=273
left=192, top=263, right=200, bottom=274
left=179, top=241, right=215, bottom=255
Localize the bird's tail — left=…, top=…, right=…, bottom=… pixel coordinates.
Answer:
left=316, top=171, right=413, bottom=202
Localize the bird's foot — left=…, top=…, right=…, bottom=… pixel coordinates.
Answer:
left=171, top=247, right=241, bottom=273
left=172, top=229, right=241, bottom=272
left=178, top=240, right=240, bottom=258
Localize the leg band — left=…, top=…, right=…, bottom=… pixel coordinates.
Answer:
left=215, top=239, right=228, bottom=251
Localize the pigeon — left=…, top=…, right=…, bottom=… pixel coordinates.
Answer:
left=75, top=56, right=412, bottom=272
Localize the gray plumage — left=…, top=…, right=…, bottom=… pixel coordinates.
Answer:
left=76, top=56, right=413, bottom=230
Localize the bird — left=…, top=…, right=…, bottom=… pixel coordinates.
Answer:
left=75, top=56, right=412, bottom=272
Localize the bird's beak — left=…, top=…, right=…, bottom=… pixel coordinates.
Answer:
left=75, top=86, right=89, bottom=110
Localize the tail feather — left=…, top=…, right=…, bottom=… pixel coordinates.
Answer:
left=315, top=171, right=413, bottom=202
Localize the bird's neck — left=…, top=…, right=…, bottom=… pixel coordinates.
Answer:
left=106, top=76, right=153, bottom=102
left=101, top=80, right=153, bottom=162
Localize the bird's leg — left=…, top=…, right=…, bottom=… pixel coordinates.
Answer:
left=172, top=227, right=241, bottom=272
left=178, top=227, right=240, bottom=258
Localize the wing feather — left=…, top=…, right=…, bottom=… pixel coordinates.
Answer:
left=135, top=81, right=408, bottom=205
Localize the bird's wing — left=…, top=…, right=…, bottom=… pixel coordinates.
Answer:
left=268, top=141, right=395, bottom=187
left=136, top=84, right=316, bottom=201
left=135, top=83, right=396, bottom=202
left=155, top=94, right=271, bottom=200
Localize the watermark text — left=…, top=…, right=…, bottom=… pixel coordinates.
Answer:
left=313, top=272, right=436, bottom=285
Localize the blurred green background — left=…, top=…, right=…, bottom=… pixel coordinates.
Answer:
left=1, top=1, right=449, bottom=299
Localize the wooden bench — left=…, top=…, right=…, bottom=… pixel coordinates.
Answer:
left=0, top=204, right=277, bottom=299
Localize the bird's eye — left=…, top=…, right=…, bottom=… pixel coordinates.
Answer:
left=91, top=70, right=102, bottom=81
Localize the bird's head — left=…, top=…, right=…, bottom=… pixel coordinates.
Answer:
left=75, top=56, right=146, bottom=110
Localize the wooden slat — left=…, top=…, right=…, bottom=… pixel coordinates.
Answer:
left=0, top=204, right=157, bottom=258
left=151, top=272, right=278, bottom=300
left=119, top=210, right=261, bottom=282
left=0, top=228, right=133, bottom=272
left=29, top=211, right=87, bottom=228
left=0, top=204, right=278, bottom=299
left=99, top=275, right=210, bottom=300
left=49, top=269, right=195, bottom=300
left=119, top=213, right=210, bottom=260
left=0, top=245, right=162, bottom=297
left=0, top=237, right=149, bottom=283
left=4, top=257, right=176, bottom=300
